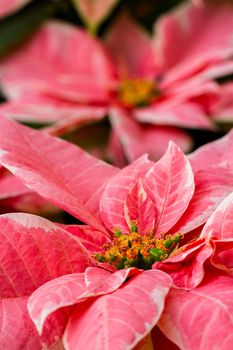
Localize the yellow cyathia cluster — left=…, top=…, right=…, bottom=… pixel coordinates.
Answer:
left=118, top=79, right=159, bottom=107
left=94, top=225, right=181, bottom=270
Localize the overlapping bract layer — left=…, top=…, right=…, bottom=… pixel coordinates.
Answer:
left=0, top=117, right=232, bottom=348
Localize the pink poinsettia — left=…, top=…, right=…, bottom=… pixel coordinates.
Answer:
left=1, top=2, right=233, bottom=164
left=0, top=117, right=233, bottom=348
left=0, top=0, right=32, bottom=18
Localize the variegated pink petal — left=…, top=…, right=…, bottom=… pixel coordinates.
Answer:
left=110, top=108, right=192, bottom=162
left=159, top=271, right=233, bottom=349
left=28, top=273, right=87, bottom=335
left=59, top=225, right=112, bottom=253
left=0, top=117, right=118, bottom=232
left=63, top=270, right=172, bottom=350
left=0, top=174, right=30, bottom=200
left=0, top=21, right=115, bottom=104
left=100, top=155, right=154, bottom=233
left=171, top=167, right=233, bottom=233
left=28, top=267, right=139, bottom=335
left=153, top=238, right=213, bottom=289
left=211, top=241, right=233, bottom=272
left=135, top=100, right=214, bottom=129
left=201, top=192, right=233, bottom=240
left=124, top=179, right=156, bottom=234
left=0, top=0, right=31, bottom=18
left=0, top=295, right=71, bottom=349
left=213, top=83, right=233, bottom=122
left=43, top=106, right=107, bottom=137
left=107, top=129, right=127, bottom=168
left=188, top=129, right=233, bottom=172
left=0, top=213, right=92, bottom=298
left=0, top=99, right=106, bottom=126
left=73, top=0, right=119, bottom=29
left=144, top=142, right=194, bottom=235
left=154, top=2, right=233, bottom=87
left=105, top=13, right=155, bottom=78
left=0, top=297, right=41, bottom=349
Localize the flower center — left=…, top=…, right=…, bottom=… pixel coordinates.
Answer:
left=117, top=79, right=159, bottom=107
left=94, top=224, right=181, bottom=270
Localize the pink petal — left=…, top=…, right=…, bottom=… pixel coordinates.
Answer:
left=154, top=2, right=233, bottom=87
left=0, top=173, right=59, bottom=215
left=28, top=267, right=139, bottom=335
left=135, top=99, right=214, bottom=129
left=63, top=270, right=172, bottom=350
left=210, top=241, right=233, bottom=273
left=144, top=142, right=194, bottom=235
left=0, top=173, right=30, bottom=200
left=188, top=129, right=233, bottom=172
left=159, top=271, right=233, bottom=349
left=110, top=108, right=192, bottom=162
left=105, top=13, right=156, bottom=78
left=43, top=106, right=107, bottom=137
left=154, top=238, right=213, bottom=289
left=100, top=155, right=153, bottom=233
left=0, top=98, right=107, bottom=126
left=171, top=166, right=233, bottom=234
left=0, top=21, right=115, bottom=104
left=0, top=213, right=92, bottom=298
left=201, top=192, right=233, bottom=240
left=59, top=225, right=112, bottom=252
left=0, top=117, right=118, bottom=232
left=212, top=83, right=233, bottom=122
left=0, top=297, right=41, bottom=349
left=124, top=179, right=156, bottom=234
left=0, top=0, right=31, bottom=18
left=107, top=129, right=128, bottom=168
left=73, top=0, right=119, bottom=29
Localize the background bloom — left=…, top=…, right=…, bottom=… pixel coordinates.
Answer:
left=1, top=2, right=233, bottom=164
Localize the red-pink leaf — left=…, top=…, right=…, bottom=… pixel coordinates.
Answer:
left=60, top=225, right=112, bottom=252
left=1, top=21, right=115, bottom=104
left=171, top=167, right=233, bottom=233
left=100, top=155, right=153, bottom=233
left=159, top=272, right=233, bottom=349
left=0, top=213, right=92, bottom=298
left=63, top=270, right=172, bottom=350
left=0, top=297, right=41, bottom=349
left=105, top=13, right=155, bottom=78
left=153, top=238, right=213, bottom=289
left=188, top=129, right=233, bottom=172
left=124, top=179, right=156, bottom=234
left=110, top=108, right=192, bottom=162
left=0, top=174, right=30, bottom=200
left=144, top=142, right=194, bottom=235
left=155, top=2, right=233, bottom=87
left=201, top=192, right=233, bottom=240
left=0, top=117, right=118, bottom=232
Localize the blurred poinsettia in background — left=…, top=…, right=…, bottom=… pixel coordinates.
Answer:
left=0, top=1, right=233, bottom=165
left=0, top=1, right=233, bottom=349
